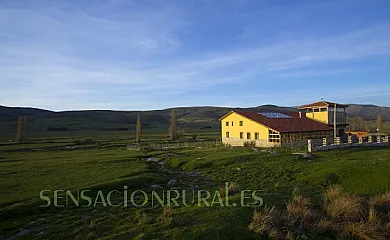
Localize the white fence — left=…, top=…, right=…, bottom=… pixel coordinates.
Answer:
left=308, top=136, right=390, bottom=152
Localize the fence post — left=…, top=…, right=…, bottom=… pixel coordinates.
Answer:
left=308, top=139, right=313, bottom=153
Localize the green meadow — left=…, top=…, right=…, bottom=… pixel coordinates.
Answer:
left=1, top=136, right=390, bottom=239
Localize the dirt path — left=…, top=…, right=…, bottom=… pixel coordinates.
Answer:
left=145, top=156, right=215, bottom=191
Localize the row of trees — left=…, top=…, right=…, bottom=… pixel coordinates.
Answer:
left=348, top=114, right=383, bottom=133
left=135, top=109, right=178, bottom=143
left=13, top=110, right=178, bottom=143
left=348, top=116, right=369, bottom=131
left=376, top=114, right=383, bottom=132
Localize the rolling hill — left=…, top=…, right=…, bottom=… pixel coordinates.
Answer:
left=0, top=104, right=389, bottom=134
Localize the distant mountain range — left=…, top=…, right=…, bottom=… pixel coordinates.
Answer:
left=0, top=104, right=389, bottom=133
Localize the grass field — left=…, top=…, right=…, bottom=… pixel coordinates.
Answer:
left=1, top=138, right=390, bottom=239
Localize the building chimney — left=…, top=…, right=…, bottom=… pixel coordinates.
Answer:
left=299, top=111, right=302, bottom=118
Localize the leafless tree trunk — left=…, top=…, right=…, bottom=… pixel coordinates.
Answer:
left=376, top=114, right=383, bottom=133
left=169, top=109, right=177, bottom=141
left=136, top=114, right=141, bottom=143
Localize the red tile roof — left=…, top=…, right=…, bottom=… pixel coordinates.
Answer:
left=298, top=101, right=348, bottom=109
left=232, top=111, right=333, bottom=133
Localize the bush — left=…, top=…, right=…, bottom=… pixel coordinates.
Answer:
left=344, top=221, right=385, bottom=240
left=371, top=191, right=390, bottom=212
left=243, top=141, right=256, bottom=148
left=248, top=186, right=390, bottom=239
left=323, top=173, right=341, bottom=186
left=221, top=143, right=231, bottom=148
left=248, top=206, right=277, bottom=235
left=324, top=185, right=362, bottom=220
left=285, top=189, right=315, bottom=228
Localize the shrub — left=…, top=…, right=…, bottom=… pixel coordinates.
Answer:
left=324, top=185, right=362, bottom=221
left=248, top=186, right=390, bottom=239
left=248, top=206, right=277, bottom=235
left=368, top=205, right=377, bottom=224
left=324, top=185, right=342, bottom=201
left=344, top=221, right=385, bottom=240
left=221, top=143, right=231, bottom=148
left=371, top=191, right=390, bottom=212
left=285, top=190, right=314, bottom=228
left=315, top=218, right=335, bottom=232
left=323, top=173, right=341, bottom=186
left=370, top=191, right=390, bottom=223
left=243, top=141, right=256, bottom=148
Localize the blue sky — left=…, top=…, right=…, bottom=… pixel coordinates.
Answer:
left=1, top=0, right=390, bottom=110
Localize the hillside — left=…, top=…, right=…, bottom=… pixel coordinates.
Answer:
left=346, top=104, right=390, bottom=120
left=0, top=105, right=53, bottom=117
left=0, top=104, right=388, bottom=135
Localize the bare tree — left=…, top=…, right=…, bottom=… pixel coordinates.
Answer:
left=169, top=109, right=177, bottom=141
left=348, top=116, right=369, bottom=131
left=16, top=117, right=23, bottom=142
left=136, top=114, right=141, bottom=143
left=376, top=114, right=383, bottom=133
left=357, top=117, right=364, bottom=131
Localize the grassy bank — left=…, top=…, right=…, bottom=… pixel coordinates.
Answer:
left=1, top=143, right=390, bottom=239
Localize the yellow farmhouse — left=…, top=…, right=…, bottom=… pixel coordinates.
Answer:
left=219, top=101, right=348, bottom=148
left=298, top=101, right=348, bottom=137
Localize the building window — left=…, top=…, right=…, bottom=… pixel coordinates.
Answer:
left=226, top=121, right=229, bottom=126
left=231, top=121, right=234, bottom=126
left=239, top=121, right=243, bottom=126
left=247, top=132, right=251, bottom=139
left=314, top=108, right=320, bottom=112
left=226, top=132, right=229, bottom=138
left=255, top=133, right=259, bottom=140
left=320, top=108, right=327, bottom=112
left=269, top=129, right=280, bottom=143
left=307, top=108, right=313, bottom=113
left=329, top=107, right=345, bottom=112
left=240, top=132, right=243, bottom=139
